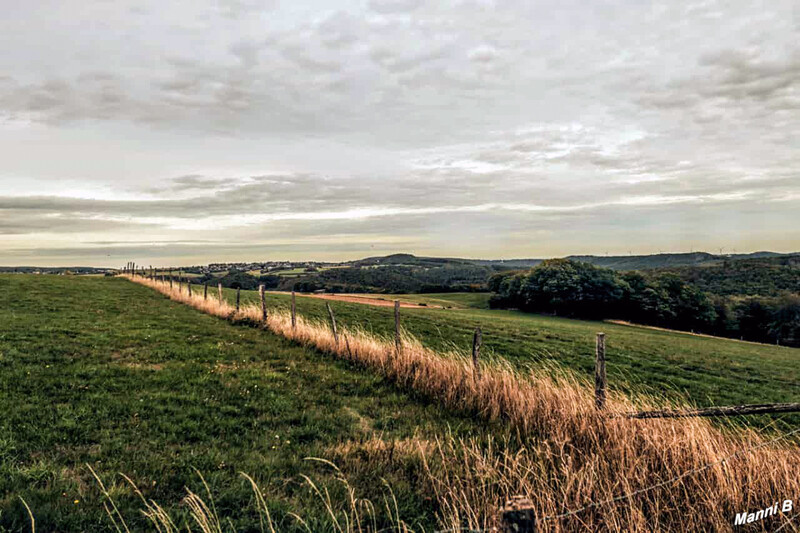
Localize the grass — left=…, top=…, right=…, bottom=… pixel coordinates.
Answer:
left=325, top=293, right=492, bottom=309
left=0, top=275, right=490, bottom=532
left=122, top=274, right=800, bottom=532
left=157, top=270, right=204, bottom=278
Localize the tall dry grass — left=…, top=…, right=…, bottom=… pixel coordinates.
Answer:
left=124, top=275, right=800, bottom=532
left=88, top=462, right=413, bottom=533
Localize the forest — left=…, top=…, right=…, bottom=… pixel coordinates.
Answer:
left=489, top=259, right=800, bottom=347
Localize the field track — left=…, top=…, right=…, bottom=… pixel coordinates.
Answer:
left=299, top=292, right=444, bottom=308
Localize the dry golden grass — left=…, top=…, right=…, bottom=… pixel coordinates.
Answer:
left=125, top=275, right=800, bottom=532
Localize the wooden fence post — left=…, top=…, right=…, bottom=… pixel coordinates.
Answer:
left=291, top=291, right=297, bottom=329
left=218, top=283, right=223, bottom=303
left=259, top=284, right=267, bottom=322
left=188, top=282, right=192, bottom=296
left=203, top=283, right=208, bottom=301
left=169, top=276, right=173, bottom=289
left=595, top=332, right=606, bottom=410
left=326, top=302, right=339, bottom=345
left=472, top=327, right=482, bottom=379
left=235, top=287, right=240, bottom=312
left=394, top=300, right=401, bottom=355
left=500, top=496, right=536, bottom=532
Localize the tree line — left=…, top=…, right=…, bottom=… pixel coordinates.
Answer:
left=489, top=259, right=800, bottom=347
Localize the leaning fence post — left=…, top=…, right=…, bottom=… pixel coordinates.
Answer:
left=291, top=291, right=297, bottom=329
left=500, top=496, right=536, bottom=532
left=203, top=283, right=208, bottom=301
left=595, top=332, right=606, bottom=410
left=218, top=283, right=223, bottom=303
left=394, top=300, right=401, bottom=355
left=259, top=284, right=267, bottom=322
left=472, top=327, right=482, bottom=380
left=235, top=287, right=240, bottom=312
left=326, top=302, right=339, bottom=345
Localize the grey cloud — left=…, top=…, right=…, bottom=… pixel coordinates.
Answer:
left=1, top=0, right=799, bottom=264
left=368, top=0, right=424, bottom=14
left=0, top=212, right=153, bottom=235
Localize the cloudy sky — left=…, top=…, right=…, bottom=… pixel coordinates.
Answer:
left=1, top=0, right=798, bottom=266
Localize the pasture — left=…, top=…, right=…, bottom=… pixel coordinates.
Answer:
left=0, top=275, right=488, bottom=532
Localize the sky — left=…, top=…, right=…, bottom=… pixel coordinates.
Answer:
left=0, top=0, right=798, bottom=267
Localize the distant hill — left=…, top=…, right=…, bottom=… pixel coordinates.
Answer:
left=652, top=254, right=800, bottom=297
left=357, top=251, right=793, bottom=273
left=564, top=251, right=788, bottom=271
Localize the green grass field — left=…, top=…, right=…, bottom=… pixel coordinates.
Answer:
left=329, top=292, right=492, bottom=309
left=0, top=275, right=492, bottom=532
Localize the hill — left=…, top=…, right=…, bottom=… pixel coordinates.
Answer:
left=280, top=254, right=499, bottom=293
left=652, top=254, right=800, bottom=296
left=564, top=251, right=788, bottom=271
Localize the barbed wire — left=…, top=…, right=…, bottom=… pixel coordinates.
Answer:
left=775, top=512, right=800, bottom=533
left=433, top=425, right=800, bottom=532
left=539, top=424, right=800, bottom=522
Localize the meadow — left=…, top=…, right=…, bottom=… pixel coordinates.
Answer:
left=0, top=275, right=491, bottom=531
left=2, top=274, right=800, bottom=532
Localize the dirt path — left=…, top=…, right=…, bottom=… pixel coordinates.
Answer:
left=302, top=293, right=442, bottom=309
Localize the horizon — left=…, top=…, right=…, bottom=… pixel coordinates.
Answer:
left=2, top=2, right=798, bottom=265
left=3, top=247, right=797, bottom=270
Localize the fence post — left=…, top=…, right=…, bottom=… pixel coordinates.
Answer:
left=203, top=283, right=208, bottom=301
left=218, top=283, right=223, bottom=303
left=188, top=282, right=192, bottom=297
left=394, top=300, right=401, bottom=355
left=326, top=302, right=339, bottom=345
left=169, top=276, right=173, bottom=289
left=259, top=284, right=267, bottom=322
left=291, top=291, right=297, bottom=329
left=472, top=327, right=482, bottom=380
left=235, top=287, right=240, bottom=312
left=595, top=332, right=606, bottom=410
left=500, top=496, right=536, bottom=532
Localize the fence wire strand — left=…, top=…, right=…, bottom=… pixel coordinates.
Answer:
left=541, top=424, right=800, bottom=522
